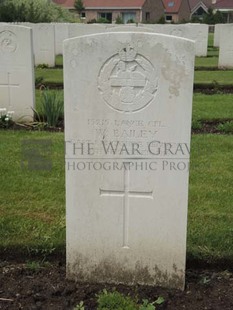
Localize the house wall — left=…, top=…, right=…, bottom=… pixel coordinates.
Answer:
left=178, top=0, right=191, bottom=22
left=85, top=9, right=141, bottom=23
left=165, top=13, right=179, bottom=23
left=142, top=0, right=165, bottom=23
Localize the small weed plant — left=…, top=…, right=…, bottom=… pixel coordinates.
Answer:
left=73, top=301, right=85, bottom=310
left=192, top=119, right=202, bottom=130
left=217, top=121, right=233, bottom=133
left=96, top=289, right=164, bottom=310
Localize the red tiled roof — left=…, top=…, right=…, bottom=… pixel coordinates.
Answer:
left=52, top=0, right=146, bottom=9
left=189, top=0, right=213, bottom=10
left=214, top=0, right=233, bottom=9
left=163, top=0, right=182, bottom=13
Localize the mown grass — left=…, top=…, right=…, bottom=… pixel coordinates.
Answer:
left=36, top=66, right=233, bottom=87
left=56, top=55, right=63, bottom=67
left=0, top=131, right=65, bottom=256
left=195, top=57, right=218, bottom=68
left=192, top=93, right=233, bottom=121
left=0, top=131, right=232, bottom=263
left=35, top=68, right=233, bottom=86
left=35, top=68, right=63, bottom=84
left=35, top=90, right=233, bottom=123
left=188, top=134, right=233, bottom=262
left=208, top=33, right=214, bottom=47
left=194, top=70, right=233, bottom=85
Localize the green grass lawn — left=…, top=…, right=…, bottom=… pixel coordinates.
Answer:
left=56, top=55, right=63, bottom=67
left=35, top=90, right=233, bottom=123
left=208, top=33, right=214, bottom=48
left=207, top=48, right=219, bottom=57
left=188, top=134, right=233, bottom=262
left=192, top=93, right=233, bottom=121
left=0, top=131, right=65, bottom=256
left=0, top=131, right=232, bottom=264
left=195, top=56, right=218, bottom=68
left=36, top=68, right=233, bottom=86
left=194, top=70, right=233, bottom=85
left=36, top=66, right=233, bottom=87
left=36, top=68, right=63, bottom=84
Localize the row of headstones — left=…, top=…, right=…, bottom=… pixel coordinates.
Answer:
left=214, top=23, right=233, bottom=68
left=11, top=22, right=209, bottom=66
left=0, top=22, right=208, bottom=122
left=1, top=22, right=196, bottom=289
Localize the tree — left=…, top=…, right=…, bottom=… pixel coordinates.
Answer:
left=0, top=0, right=73, bottom=22
left=74, top=0, right=84, bottom=17
left=203, top=8, right=226, bottom=24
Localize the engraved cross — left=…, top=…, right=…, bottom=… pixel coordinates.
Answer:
left=100, top=164, right=153, bottom=248
left=0, top=72, right=19, bottom=108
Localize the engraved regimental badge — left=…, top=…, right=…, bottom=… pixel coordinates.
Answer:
left=98, top=45, right=158, bottom=113
left=0, top=31, right=17, bottom=53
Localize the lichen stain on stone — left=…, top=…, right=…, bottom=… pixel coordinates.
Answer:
left=161, top=49, right=187, bottom=97
left=66, top=253, right=185, bottom=290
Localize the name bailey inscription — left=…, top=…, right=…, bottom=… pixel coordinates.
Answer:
left=64, top=32, right=195, bottom=289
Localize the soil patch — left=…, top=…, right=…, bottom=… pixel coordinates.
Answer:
left=0, top=261, right=233, bottom=310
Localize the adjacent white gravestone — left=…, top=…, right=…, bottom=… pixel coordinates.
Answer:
left=54, top=23, right=69, bottom=55
left=68, top=23, right=109, bottom=38
left=218, top=24, right=233, bottom=68
left=33, top=23, right=55, bottom=67
left=163, top=24, right=208, bottom=57
left=0, top=25, right=35, bottom=121
left=214, top=24, right=222, bottom=47
left=64, top=32, right=195, bottom=289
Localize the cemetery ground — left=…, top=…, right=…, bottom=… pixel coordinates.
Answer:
left=0, top=35, right=233, bottom=309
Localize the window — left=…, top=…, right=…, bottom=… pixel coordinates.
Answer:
left=165, top=15, right=172, bottom=22
left=146, top=12, right=150, bottom=21
left=81, top=12, right=86, bottom=19
left=168, top=1, right=174, bottom=7
left=98, top=12, right=112, bottom=23
left=122, top=12, right=136, bottom=24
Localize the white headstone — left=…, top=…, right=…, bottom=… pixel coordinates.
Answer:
left=68, top=24, right=108, bottom=38
left=54, top=23, right=69, bottom=55
left=214, top=23, right=222, bottom=47
left=163, top=24, right=208, bottom=57
left=0, top=25, right=35, bottom=122
left=33, top=23, right=55, bottom=67
left=64, top=32, right=195, bottom=289
left=218, top=24, right=233, bottom=68
left=106, top=25, right=155, bottom=33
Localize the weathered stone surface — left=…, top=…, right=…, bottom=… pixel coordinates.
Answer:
left=0, top=24, right=35, bottom=122
left=54, top=23, right=69, bottom=55
left=33, top=23, right=55, bottom=67
left=218, top=24, right=233, bottom=68
left=64, top=32, right=195, bottom=289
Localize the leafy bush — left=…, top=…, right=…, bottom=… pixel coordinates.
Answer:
left=115, top=15, right=123, bottom=24
left=127, top=18, right=135, bottom=24
left=156, top=16, right=165, bottom=24
left=0, top=0, right=74, bottom=22
left=203, top=8, right=226, bottom=24
left=96, top=17, right=109, bottom=23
